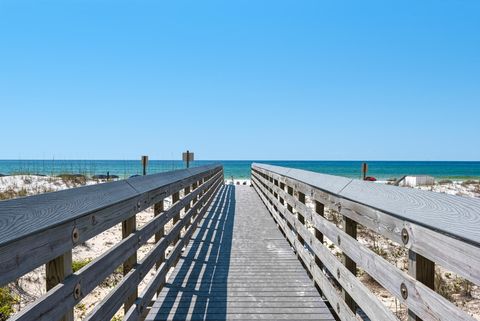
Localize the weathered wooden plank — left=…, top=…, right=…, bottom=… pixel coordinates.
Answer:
left=8, top=170, right=223, bottom=321
left=253, top=163, right=480, bottom=247
left=85, top=177, right=222, bottom=321
left=124, top=179, right=222, bottom=321
left=85, top=176, right=223, bottom=321
left=254, top=175, right=398, bottom=321
left=253, top=179, right=356, bottom=321
left=46, top=251, right=73, bottom=321
left=255, top=166, right=480, bottom=286
left=408, top=251, right=435, bottom=321
left=0, top=165, right=222, bottom=287
left=122, top=213, right=137, bottom=313
left=253, top=170, right=478, bottom=321
left=145, top=184, right=334, bottom=321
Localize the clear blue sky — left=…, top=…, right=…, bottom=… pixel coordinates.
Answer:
left=0, top=0, right=479, bottom=160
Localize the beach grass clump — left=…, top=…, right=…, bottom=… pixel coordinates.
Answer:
left=438, top=179, right=453, bottom=185
left=0, top=287, right=18, bottom=321
left=0, top=188, right=28, bottom=200
left=72, top=259, right=92, bottom=273
left=58, top=174, right=87, bottom=187
left=461, top=180, right=479, bottom=186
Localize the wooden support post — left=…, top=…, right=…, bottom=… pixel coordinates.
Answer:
left=122, top=215, right=137, bottom=313
left=184, top=186, right=191, bottom=226
left=315, top=201, right=325, bottom=296
left=408, top=251, right=435, bottom=321
left=279, top=182, right=285, bottom=206
left=154, top=200, right=165, bottom=294
left=141, top=156, right=148, bottom=176
left=297, top=192, right=306, bottom=246
left=286, top=186, right=294, bottom=232
left=172, top=191, right=180, bottom=245
left=342, top=216, right=357, bottom=312
left=192, top=182, right=198, bottom=215
left=46, top=251, right=73, bottom=321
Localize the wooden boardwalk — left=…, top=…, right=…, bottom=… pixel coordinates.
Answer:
left=145, top=185, right=335, bottom=321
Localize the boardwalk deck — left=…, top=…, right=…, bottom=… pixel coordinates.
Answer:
left=146, top=185, right=334, bottom=321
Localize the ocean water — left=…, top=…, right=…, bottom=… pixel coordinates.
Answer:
left=0, top=160, right=479, bottom=180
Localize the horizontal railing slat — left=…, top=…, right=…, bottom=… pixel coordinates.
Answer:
left=123, top=178, right=223, bottom=321
left=86, top=176, right=223, bottom=321
left=253, top=165, right=480, bottom=285
left=9, top=170, right=223, bottom=321
left=253, top=163, right=480, bottom=247
left=252, top=166, right=479, bottom=321
left=0, top=164, right=221, bottom=287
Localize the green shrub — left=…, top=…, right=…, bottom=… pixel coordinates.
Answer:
left=0, top=287, right=17, bottom=321
left=438, top=179, right=453, bottom=185
left=461, top=179, right=479, bottom=186
left=0, top=188, right=28, bottom=200
left=72, top=259, right=92, bottom=273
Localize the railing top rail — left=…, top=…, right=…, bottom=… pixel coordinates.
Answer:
left=0, top=164, right=222, bottom=247
left=252, top=163, right=480, bottom=247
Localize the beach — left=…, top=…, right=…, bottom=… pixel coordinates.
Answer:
left=1, top=173, right=479, bottom=320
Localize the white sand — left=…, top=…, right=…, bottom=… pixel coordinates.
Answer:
left=1, top=175, right=479, bottom=319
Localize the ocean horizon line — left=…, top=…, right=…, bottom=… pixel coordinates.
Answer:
left=0, top=159, right=479, bottom=180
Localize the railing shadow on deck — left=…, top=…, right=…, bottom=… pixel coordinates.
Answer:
left=151, top=184, right=236, bottom=321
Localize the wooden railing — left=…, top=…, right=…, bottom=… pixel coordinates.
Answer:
left=252, top=163, right=480, bottom=321
left=0, top=164, right=223, bottom=321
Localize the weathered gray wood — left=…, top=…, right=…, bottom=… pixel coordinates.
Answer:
left=90, top=181, right=223, bottom=321
left=122, top=214, right=137, bottom=313
left=255, top=175, right=398, bottom=321
left=0, top=164, right=222, bottom=287
left=145, top=185, right=335, bottom=321
left=253, top=165, right=480, bottom=286
left=124, top=179, right=222, bottom=321
left=46, top=251, right=73, bottom=321
left=253, top=163, right=480, bottom=247
left=342, top=216, right=357, bottom=312
left=253, top=178, right=356, bottom=321
left=253, top=169, right=478, bottom=321
left=8, top=169, right=223, bottom=321
left=408, top=251, right=435, bottom=321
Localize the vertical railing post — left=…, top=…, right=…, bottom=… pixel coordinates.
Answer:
left=315, top=201, right=325, bottom=297
left=408, top=251, right=434, bottom=321
left=297, top=191, right=306, bottom=248
left=122, top=214, right=137, bottom=313
left=46, top=251, right=73, bottom=321
left=154, top=200, right=165, bottom=294
left=342, top=216, right=357, bottom=312
left=184, top=186, right=191, bottom=227
left=172, top=191, right=181, bottom=245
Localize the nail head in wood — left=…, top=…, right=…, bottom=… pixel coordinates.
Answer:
left=401, top=282, right=408, bottom=299
left=73, top=282, right=81, bottom=300
left=71, top=227, right=79, bottom=243
left=401, top=228, right=409, bottom=245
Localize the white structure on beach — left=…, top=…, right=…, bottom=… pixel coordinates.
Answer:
left=400, top=175, right=435, bottom=187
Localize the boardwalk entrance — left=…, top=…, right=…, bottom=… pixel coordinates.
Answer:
left=146, top=185, right=334, bottom=320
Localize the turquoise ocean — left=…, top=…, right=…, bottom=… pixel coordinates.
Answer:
left=0, top=160, right=479, bottom=180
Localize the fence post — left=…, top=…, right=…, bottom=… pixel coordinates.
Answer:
left=297, top=191, right=306, bottom=248
left=154, top=200, right=165, bottom=294
left=122, top=215, right=137, bottom=313
left=184, top=186, right=191, bottom=227
left=172, top=191, right=181, bottom=246
left=315, top=201, right=325, bottom=296
left=408, top=250, right=435, bottom=321
left=46, top=251, right=73, bottom=321
left=342, top=216, right=357, bottom=312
